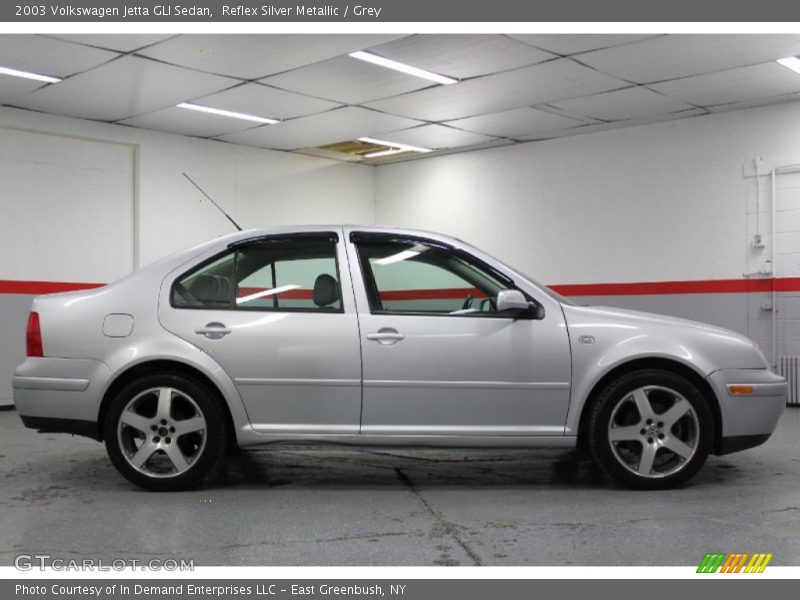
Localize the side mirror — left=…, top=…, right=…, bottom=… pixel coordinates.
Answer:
left=496, top=289, right=543, bottom=320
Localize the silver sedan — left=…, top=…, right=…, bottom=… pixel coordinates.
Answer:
left=13, top=226, right=787, bottom=490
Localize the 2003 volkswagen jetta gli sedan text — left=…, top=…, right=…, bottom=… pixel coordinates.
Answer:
left=13, top=226, right=787, bottom=491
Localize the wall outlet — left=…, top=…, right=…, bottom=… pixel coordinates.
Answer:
left=752, top=234, right=765, bottom=248
left=760, top=299, right=774, bottom=311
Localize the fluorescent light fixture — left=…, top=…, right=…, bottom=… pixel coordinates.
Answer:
left=358, top=136, right=433, bottom=154
left=177, top=102, right=278, bottom=125
left=375, top=245, right=429, bottom=266
left=237, top=284, right=300, bottom=305
left=364, top=148, right=405, bottom=159
left=349, top=51, right=457, bottom=85
left=777, top=56, right=800, bottom=74
left=0, top=66, right=61, bottom=84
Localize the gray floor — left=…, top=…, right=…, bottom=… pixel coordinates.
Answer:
left=1, top=408, right=799, bottom=566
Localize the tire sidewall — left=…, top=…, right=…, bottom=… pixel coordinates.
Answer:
left=104, top=373, right=226, bottom=491
left=589, top=369, right=713, bottom=490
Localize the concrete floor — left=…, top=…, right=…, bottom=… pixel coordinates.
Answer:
left=1, top=408, right=799, bottom=566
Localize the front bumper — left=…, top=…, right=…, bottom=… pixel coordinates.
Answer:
left=707, top=368, right=787, bottom=454
left=13, top=357, right=112, bottom=440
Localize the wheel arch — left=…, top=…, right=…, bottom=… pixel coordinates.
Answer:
left=98, top=359, right=236, bottom=447
left=576, top=357, right=723, bottom=454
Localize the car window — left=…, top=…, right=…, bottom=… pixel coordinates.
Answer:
left=356, top=240, right=507, bottom=315
left=172, top=238, right=342, bottom=312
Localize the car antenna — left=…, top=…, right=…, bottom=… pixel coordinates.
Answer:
left=182, top=172, right=242, bottom=231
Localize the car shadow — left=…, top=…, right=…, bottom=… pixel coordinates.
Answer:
left=199, top=446, right=614, bottom=491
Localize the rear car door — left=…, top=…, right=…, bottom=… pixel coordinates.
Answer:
left=347, top=231, right=572, bottom=438
left=158, top=231, right=362, bottom=435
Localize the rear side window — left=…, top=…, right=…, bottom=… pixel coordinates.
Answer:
left=172, top=237, right=342, bottom=312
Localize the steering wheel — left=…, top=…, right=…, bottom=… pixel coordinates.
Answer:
left=462, top=294, right=474, bottom=310
left=480, top=297, right=497, bottom=313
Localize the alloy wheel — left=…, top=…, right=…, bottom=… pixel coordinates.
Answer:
left=116, top=387, right=207, bottom=478
left=607, top=385, right=700, bottom=478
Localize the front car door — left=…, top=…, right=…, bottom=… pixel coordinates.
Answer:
left=159, top=231, right=362, bottom=435
left=346, top=230, right=572, bottom=440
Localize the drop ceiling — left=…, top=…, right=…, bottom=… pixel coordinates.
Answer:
left=2, top=33, right=800, bottom=163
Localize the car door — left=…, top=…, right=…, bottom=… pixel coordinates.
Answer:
left=158, top=231, right=362, bottom=435
left=346, top=230, right=571, bottom=438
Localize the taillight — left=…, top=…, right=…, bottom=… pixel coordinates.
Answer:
left=26, top=312, right=43, bottom=357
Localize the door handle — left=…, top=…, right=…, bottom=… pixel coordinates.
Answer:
left=194, top=322, right=231, bottom=340
left=366, top=329, right=405, bottom=345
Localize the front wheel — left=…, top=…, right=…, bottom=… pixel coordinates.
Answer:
left=104, top=373, right=227, bottom=491
left=588, top=369, right=713, bottom=490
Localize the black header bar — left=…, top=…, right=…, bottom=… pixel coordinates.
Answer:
left=3, top=0, right=800, bottom=22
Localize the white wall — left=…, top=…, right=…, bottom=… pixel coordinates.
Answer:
left=0, top=126, right=135, bottom=282
left=0, top=106, right=376, bottom=281
left=374, top=100, right=800, bottom=287
left=0, top=106, right=375, bottom=405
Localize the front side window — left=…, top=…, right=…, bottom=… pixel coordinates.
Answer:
left=356, top=239, right=507, bottom=315
left=172, top=237, right=342, bottom=312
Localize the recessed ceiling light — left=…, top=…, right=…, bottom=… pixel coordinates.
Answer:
left=349, top=51, right=457, bottom=86
left=777, top=56, right=800, bottom=74
left=0, top=66, right=61, bottom=84
left=358, top=136, right=433, bottom=154
left=364, top=148, right=406, bottom=158
left=176, top=102, right=278, bottom=124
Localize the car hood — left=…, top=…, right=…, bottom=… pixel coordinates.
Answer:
left=560, top=303, right=769, bottom=372
left=565, top=304, right=738, bottom=335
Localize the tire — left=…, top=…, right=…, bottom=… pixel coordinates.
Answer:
left=104, top=373, right=227, bottom=491
left=587, top=369, right=713, bottom=490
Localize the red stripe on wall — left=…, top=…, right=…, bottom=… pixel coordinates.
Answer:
left=237, top=287, right=314, bottom=300
left=0, top=280, right=105, bottom=295
left=236, top=287, right=485, bottom=301
left=380, top=288, right=486, bottom=301
left=2, top=278, right=800, bottom=297
left=550, top=277, right=800, bottom=296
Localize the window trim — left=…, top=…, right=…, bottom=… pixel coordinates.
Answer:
left=169, top=233, right=345, bottom=314
left=352, top=233, right=535, bottom=320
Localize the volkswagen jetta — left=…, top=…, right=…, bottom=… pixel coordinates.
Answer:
left=13, top=226, right=787, bottom=490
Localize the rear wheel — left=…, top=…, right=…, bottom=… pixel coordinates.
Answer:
left=588, top=369, right=713, bottom=489
left=104, top=373, right=227, bottom=491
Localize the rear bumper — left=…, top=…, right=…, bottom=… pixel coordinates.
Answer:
left=18, top=415, right=101, bottom=440
left=13, top=357, right=111, bottom=439
left=707, top=368, right=786, bottom=453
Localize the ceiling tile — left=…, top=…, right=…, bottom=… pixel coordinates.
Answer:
left=0, top=76, right=47, bottom=105
left=515, top=108, right=707, bottom=141
left=577, top=34, right=800, bottom=84
left=119, top=106, right=261, bottom=137
left=13, top=56, right=237, bottom=122
left=509, top=34, right=659, bottom=56
left=216, top=107, right=424, bottom=150
left=381, top=124, right=495, bottom=149
left=137, top=34, right=405, bottom=80
left=706, top=91, right=800, bottom=113
left=0, top=35, right=118, bottom=78
left=551, top=86, right=695, bottom=121
left=364, top=34, right=554, bottom=79
left=649, top=62, right=800, bottom=107
left=195, top=83, right=339, bottom=120
left=261, top=55, right=432, bottom=104
left=46, top=34, right=174, bottom=53
left=447, top=107, right=585, bottom=138
left=364, top=59, right=628, bottom=122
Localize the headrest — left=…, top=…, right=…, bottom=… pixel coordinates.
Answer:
left=313, top=274, right=339, bottom=307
